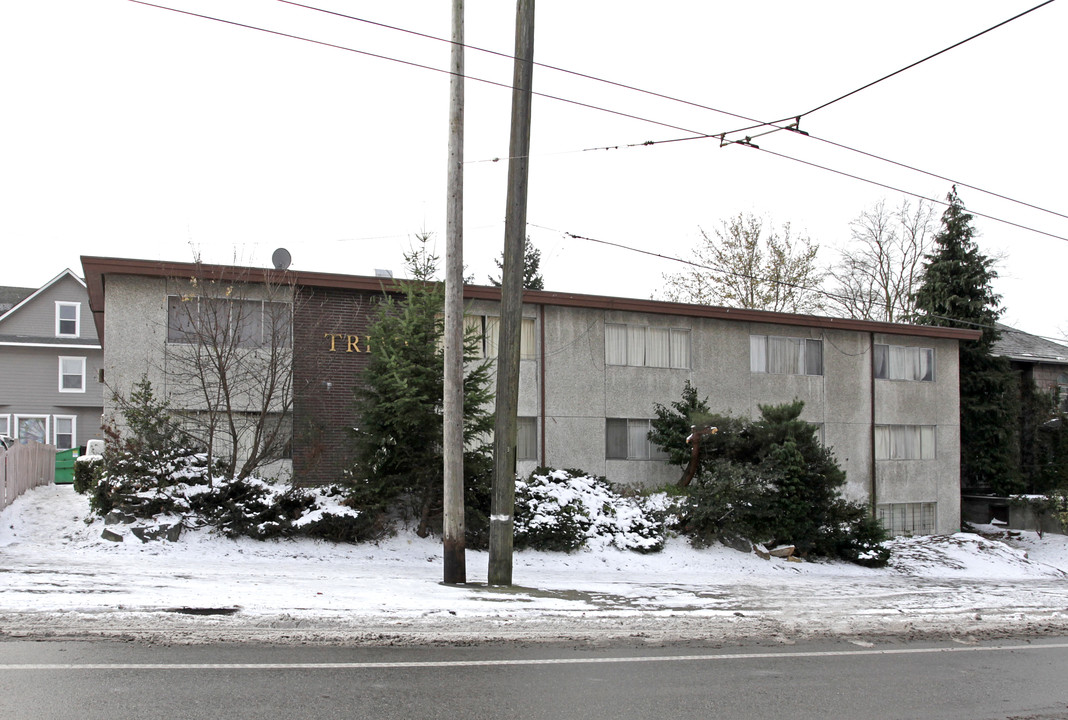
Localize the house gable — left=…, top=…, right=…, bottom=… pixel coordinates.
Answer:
left=0, top=269, right=99, bottom=345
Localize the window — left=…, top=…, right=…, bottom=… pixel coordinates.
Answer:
left=53, top=416, right=77, bottom=451
left=750, top=335, right=823, bottom=376
left=605, top=324, right=691, bottom=369
left=875, top=425, right=936, bottom=460
left=167, top=296, right=292, bottom=347
left=0, top=415, right=9, bottom=437
left=14, top=415, right=48, bottom=444
left=605, top=418, right=668, bottom=460
left=58, top=356, right=86, bottom=393
left=877, top=502, right=936, bottom=536
left=517, top=417, right=537, bottom=461
left=471, top=315, right=536, bottom=360
left=55, top=301, right=80, bottom=337
left=874, top=344, right=934, bottom=381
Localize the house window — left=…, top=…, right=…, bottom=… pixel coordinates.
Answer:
left=605, top=418, right=668, bottom=460
left=167, top=296, right=292, bottom=348
left=56, top=302, right=80, bottom=337
left=874, top=344, right=934, bottom=381
left=0, top=415, right=9, bottom=438
left=517, top=417, right=537, bottom=461
left=14, top=415, right=48, bottom=445
left=605, top=324, right=691, bottom=369
left=58, top=356, right=86, bottom=393
left=875, top=425, right=936, bottom=460
left=473, top=315, right=536, bottom=360
left=750, top=335, right=823, bottom=376
left=877, top=502, right=936, bottom=536
left=53, top=416, right=77, bottom=451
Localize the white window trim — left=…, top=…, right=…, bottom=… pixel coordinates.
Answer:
left=58, top=356, right=87, bottom=393
left=53, top=415, right=78, bottom=451
left=13, top=414, right=49, bottom=445
left=0, top=414, right=10, bottom=437
left=55, top=301, right=81, bottom=338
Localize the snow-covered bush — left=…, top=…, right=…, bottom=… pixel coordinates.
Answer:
left=513, top=468, right=674, bottom=553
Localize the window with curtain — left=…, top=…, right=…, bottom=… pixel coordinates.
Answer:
left=750, top=335, right=822, bottom=376
left=517, top=417, right=537, bottom=460
left=478, top=315, right=535, bottom=359
left=875, top=425, right=936, bottom=460
left=874, top=344, right=934, bottom=381
left=605, top=323, right=690, bottom=369
left=605, top=418, right=669, bottom=460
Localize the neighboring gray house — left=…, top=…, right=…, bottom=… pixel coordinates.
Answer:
left=0, top=269, right=104, bottom=449
left=993, top=323, right=1068, bottom=407
left=83, top=256, right=980, bottom=536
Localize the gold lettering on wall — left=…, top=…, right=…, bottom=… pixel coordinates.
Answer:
left=324, top=332, right=368, bottom=353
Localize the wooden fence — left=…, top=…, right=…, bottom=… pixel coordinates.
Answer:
left=0, top=441, right=57, bottom=512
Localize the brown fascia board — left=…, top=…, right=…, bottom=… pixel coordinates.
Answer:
left=81, top=255, right=981, bottom=345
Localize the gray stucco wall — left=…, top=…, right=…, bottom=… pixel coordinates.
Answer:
left=516, top=306, right=962, bottom=534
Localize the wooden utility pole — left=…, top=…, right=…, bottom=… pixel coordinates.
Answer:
left=488, top=0, right=535, bottom=587
left=442, top=0, right=466, bottom=585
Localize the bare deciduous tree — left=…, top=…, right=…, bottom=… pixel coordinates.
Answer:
left=164, top=266, right=295, bottom=481
left=662, top=213, right=824, bottom=314
left=826, top=198, right=936, bottom=323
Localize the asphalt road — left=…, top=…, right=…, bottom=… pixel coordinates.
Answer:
left=2, top=636, right=1067, bottom=720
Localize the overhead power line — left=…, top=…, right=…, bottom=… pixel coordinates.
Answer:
left=129, top=0, right=709, bottom=136
left=132, top=0, right=1068, bottom=245
left=528, top=223, right=1068, bottom=344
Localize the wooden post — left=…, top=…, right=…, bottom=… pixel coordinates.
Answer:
left=488, top=0, right=535, bottom=587
left=442, top=0, right=467, bottom=585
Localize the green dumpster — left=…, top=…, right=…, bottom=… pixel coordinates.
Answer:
left=55, top=448, right=79, bottom=484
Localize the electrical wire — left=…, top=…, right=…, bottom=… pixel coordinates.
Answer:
left=128, top=0, right=709, bottom=137
left=529, top=222, right=1068, bottom=344
left=134, top=0, right=1068, bottom=234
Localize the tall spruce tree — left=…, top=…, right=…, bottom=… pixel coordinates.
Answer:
left=913, top=188, right=1021, bottom=494
left=349, top=236, right=495, bottom=537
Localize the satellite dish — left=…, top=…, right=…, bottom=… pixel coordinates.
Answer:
left=271, top=248, right=292, bottom=270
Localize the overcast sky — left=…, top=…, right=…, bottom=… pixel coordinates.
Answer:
left=2, top=1, right=1066, bottom=340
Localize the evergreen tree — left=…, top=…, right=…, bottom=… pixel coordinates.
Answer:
left=489, top=236, right=545, bottom=290
left=349, top=236, right=495, bottom=537
left=913, top=188, right=1021, bottom=494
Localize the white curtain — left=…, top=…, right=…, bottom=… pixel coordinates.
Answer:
left=605, top=324, right=627, bottom=365
left=750, top=335, right=767, bottom=372
left=918, top=348, right=934, bottom=381
left=920, top=425, right=936, bottom=459
left=646, top=328, right=670, bottom=367
left=464, top=315, right=484, bottom=357
left=485, top=316, right=500, bottom=358
left=767, top=336, right=802, bottom=374
left=875, top=425, right=890, bottom=459
left=670, top=329, right=691, bottom=369
left=520, top=317, right=536, bottom=360
left=627, top=326, right=645, bottom=367
left=627, top=419, right=650, bottom=459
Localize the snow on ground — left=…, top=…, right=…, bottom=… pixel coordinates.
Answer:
left=1, top=485, right=1067, bottom=646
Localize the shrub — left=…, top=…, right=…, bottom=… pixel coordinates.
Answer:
left=73, top=455, right=103, bottom=495
left=656, top=386, right=891, bottom=564
left=513, top=468, right=671, bottom=553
